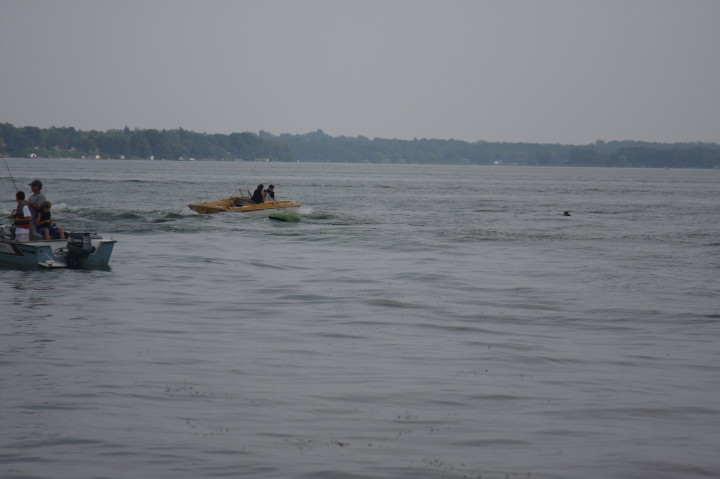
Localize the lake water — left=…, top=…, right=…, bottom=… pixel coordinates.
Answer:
left=1, top=158, right=719, bottom=479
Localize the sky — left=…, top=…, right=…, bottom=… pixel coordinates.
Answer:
left=1, top=0, right=719, bottom=145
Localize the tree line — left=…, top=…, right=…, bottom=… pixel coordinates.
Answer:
left=0, top=124, right=291, bottom=162
left=2, top=123, right=720, bottom=168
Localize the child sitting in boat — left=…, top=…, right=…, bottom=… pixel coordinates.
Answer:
left=35, top=201, right=65, bottom=240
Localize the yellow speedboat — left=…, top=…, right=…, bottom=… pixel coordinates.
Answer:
left=188, top=196, right=301, bottom=216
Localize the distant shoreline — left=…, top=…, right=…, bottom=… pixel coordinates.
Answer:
left=2, top=124, right=719, bottom=168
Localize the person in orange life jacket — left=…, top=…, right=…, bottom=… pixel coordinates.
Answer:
left=13, top=191, right=32, bottom=242
left=35, top=201, right=66, bottom=240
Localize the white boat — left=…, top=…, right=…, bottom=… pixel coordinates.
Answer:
left=188, top=196, right=301, bottom=217
left=0, top=231, right=117, bottom=269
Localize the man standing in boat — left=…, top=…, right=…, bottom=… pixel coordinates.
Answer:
left=27, top=179, right=47, bottom=239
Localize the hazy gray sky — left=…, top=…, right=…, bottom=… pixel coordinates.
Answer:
left=1, top=0, right=719, bottom=144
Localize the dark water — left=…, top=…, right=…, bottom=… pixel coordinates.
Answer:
left=2, top=159, right=719, bottom=478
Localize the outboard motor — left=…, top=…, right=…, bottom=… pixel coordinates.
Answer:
left=66, top=232, right=96, bottom=269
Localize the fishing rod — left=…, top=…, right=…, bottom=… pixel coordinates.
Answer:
left=3, top=157, right=20, bottom=220
left=3, top=157, right=19, bottom=192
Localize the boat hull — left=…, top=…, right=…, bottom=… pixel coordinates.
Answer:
left=0, top=235, right=117, bottom=269
left=188, top=197, right=301, bottom=216
left=233, top=203, right=301, bottom=217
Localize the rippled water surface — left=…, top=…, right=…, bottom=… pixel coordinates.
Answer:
left=2, top=159, right=719, bottom=478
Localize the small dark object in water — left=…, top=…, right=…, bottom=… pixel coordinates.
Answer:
left=269, top=213, right=301, bottom=222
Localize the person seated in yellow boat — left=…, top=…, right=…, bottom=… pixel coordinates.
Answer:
left=263, top=185, right=275, bottom=201
left=251, top=184, right=265, bottom=204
